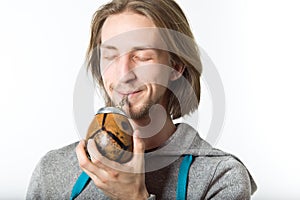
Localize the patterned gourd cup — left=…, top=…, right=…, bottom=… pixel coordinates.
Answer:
left=86, top=107, right=133, bottom=163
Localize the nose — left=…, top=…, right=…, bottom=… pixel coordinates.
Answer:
left=118, top=53, right=136, bottom=83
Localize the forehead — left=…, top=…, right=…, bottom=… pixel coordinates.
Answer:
left=101, top=12, right=155, bottom=41
left=101, top=12, right=166, bottom=52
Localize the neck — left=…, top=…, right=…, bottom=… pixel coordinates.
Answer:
left=129, top=110, right=177, bottom=151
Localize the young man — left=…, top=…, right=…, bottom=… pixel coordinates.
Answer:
left=27, top=0, right=257, bottom=199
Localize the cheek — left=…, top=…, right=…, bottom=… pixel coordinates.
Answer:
left=138, top=66, right=172, bottom=87
left=103, top=79, right=110, bottom=93
left=101, top=61, right=116, bottom=84
left=101, top=59, right=117, bottom=78
left=102, top=72, right=114, bottom=95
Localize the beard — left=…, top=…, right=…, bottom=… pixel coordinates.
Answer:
left=111, top=93, right=165, bottom=120
left=127, top=100, right=154, bottom=120
left=109, top=82, right=168, bottom=120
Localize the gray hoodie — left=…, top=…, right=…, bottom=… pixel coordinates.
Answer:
left=26, top=123, right=257, bottom=199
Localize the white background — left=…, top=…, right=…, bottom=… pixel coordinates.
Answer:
left=0, top=0, right=299, bottom=199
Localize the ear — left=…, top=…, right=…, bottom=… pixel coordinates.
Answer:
left=170, top=60, right=185, bottom=81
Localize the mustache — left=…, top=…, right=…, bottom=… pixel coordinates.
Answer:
left=112, top=82, right=145, bottom=93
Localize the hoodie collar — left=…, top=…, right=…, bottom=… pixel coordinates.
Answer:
left=144, top=123, right=257, bottom=194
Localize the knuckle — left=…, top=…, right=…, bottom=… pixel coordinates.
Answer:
left=111, top=171, right=119, bottom=178
left=92, top=158, right=105, bottom=168
left=100, top=177, right=108, bottom=184
left=93, top=158, right=101, bottom=165
left=79, top=159, right=89, bottom=168
left=94, top=179, right=104, bottom=188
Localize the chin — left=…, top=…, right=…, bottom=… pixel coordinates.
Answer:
left=127, top=102, right=152, bottom=120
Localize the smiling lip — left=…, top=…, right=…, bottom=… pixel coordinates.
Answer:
left=118, top=90, right=141, bottom=95
left=118, top=90, right=142, bottom=98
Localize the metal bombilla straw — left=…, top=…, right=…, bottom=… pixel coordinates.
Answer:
left=115, top=95, right=128, bottom=111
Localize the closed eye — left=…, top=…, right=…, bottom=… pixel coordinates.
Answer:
left=103, top=55, right=118, bottom=60
left=132, top=55, right=152, bottom=62
left=132, top=49, right=157, bottom=63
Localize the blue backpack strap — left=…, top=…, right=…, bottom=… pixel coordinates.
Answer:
left=70, top=171, right=91, bottom=200
left=71, top=155, right=193, bottom=200
left=176, top=154, right=194, bottom=200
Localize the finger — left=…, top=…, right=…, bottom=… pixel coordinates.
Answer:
left=130, top=130, right=145, bottom=172
left=76, top=140, right=101, bottom=173
left=76, top=140, right=98, bottom=176
left=133, top=130, right=145, bottom=154
left=76, top=140, right=110, bottom=185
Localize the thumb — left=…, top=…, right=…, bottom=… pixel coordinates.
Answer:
left=130, top=130, right=145, bottom=172
left=133, top=129, right=145, bottom=154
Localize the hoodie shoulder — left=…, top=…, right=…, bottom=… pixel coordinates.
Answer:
left=176, top=123, right=257, bottom=197
left=26, top=142, right=80, bottom=200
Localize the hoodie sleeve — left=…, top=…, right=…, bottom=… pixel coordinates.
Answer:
left=204, top=156, right=255, bottom=200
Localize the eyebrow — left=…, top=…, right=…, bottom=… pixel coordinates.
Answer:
left=132, top=46, right=155, bottom=51
left=100, top=45, right=118, bottom=50
left=100, top=44, right=156, bottom=51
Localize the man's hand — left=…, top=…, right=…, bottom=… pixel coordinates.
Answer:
left=76, top=130, right=149, bottom=200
